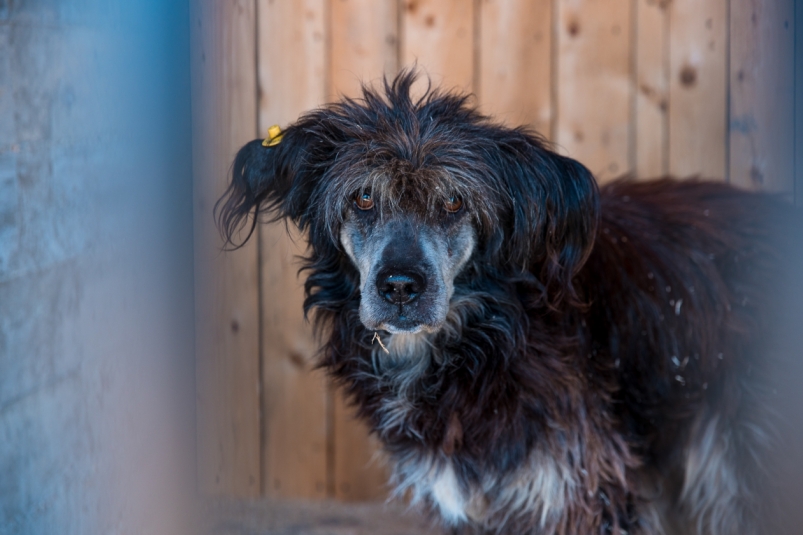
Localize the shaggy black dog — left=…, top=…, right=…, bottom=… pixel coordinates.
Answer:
left=216, top=71, right=795, bottom=535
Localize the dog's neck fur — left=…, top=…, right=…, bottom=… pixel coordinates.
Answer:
left=354, top=292, right=636, bottom=533
left=312, top=180, right=781, bottom=535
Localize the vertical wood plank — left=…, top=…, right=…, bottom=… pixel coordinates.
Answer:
left=259, top=225, right=329, bottom=499
left=635, top=0, right=669, bottom=178
left=329, top=0, right=397, bottom=502
left=401, top=0, right=475, bottom=94
left=258, top=0, right=328, bottom=128
left=667, top=0, right=728, bottom=179
left=332, top=397, right=390, bottom=501
left=330, top=0, right=399, bottom=99
left=555, top=0, right=633, bottom=182
left=478, top=0, right=553, bottom=136
left=192, top=0, right=261, bottom=496
left=257, top=0, right=329, bottom=500
left=729, top=0, right=795, bottom=193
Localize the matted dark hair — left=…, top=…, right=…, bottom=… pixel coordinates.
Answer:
left=215, top=69, right=600, bottom=310
left=214, top=69, right=800, bottom=535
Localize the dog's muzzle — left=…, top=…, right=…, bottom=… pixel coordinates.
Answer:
left=341, top=214, right=475, bottom=335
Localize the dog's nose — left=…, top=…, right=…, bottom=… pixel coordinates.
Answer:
left=377, top=271, right=426, bottom=305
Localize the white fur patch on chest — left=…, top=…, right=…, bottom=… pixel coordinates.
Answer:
left=428, top=461, right=468, bottom=523
left=393, top=449, right=577, bottom=530
left=394, top=456, right=468, bottom=524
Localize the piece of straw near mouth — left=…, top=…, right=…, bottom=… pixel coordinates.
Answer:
left=372, top=332, right=389, bottom=354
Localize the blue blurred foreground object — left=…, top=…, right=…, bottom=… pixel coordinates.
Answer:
left=0, top=1, right=195, bottom=533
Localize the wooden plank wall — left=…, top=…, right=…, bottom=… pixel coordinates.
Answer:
left=257, top=0, right=330, bottom=501
left=196, top=0, right=798, bottom=501
left=194, top=0, right=261, bottom=497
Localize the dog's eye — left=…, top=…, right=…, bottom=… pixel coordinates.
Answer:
left=444, top=196, right=463, bottom=213
left=355, top=192, right=374, bottom=210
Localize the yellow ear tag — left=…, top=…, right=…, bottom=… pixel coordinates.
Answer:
left=262, top=124, right=284, bottom=147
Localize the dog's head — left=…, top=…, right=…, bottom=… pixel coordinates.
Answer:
left=217, top=71, right=599, bottom=335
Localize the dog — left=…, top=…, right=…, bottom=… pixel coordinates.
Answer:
left=216, top=71, right=796, bottom=535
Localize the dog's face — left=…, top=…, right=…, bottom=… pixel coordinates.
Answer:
left=216, top=72, right=600, bottom=334
left=340, top=188, right=476, bottom=333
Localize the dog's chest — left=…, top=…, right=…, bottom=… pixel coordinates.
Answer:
left=375, top=333, right=576, bottom=528
left=397, top=451, right=575, bottom=528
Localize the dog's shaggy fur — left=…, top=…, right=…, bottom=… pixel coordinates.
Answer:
left=217, top=72, right=795, bottom=535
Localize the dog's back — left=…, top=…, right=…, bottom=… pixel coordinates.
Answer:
left=582, top=178, right=793, bottom=534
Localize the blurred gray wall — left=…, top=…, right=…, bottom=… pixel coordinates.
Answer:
left=0, top=1, right=195, bottom=533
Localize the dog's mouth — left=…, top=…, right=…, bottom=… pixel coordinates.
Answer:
left=378, top=309, right=427, bottom=334
left=379, top=322, right=426, bottom=334
left=376, top=314, right=444, bottom=335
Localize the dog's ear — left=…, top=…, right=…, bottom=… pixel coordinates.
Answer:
left=486, top=129, right=600, bottom=306
left=215, top=125, right=325, bottom=248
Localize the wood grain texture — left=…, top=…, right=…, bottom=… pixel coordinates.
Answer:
left=193, top=0, right=261, bottom=497
left=478, top=0, right=552, bottom=136
left=667, top=0, right=728, bottom=179
left=258, top=0, right=328, bottom=128
left=401, top=0, right=475, bottom=96
left=555, top=0, right=633, bottom=182
left=260, top=224, right=329, bottom=499
left=257, top=0, right=329, bottom=499
left=329, top=0, right=397, bottom=502
left=729, top=0, right=795, bottom=193
left=333, top=396, right=391, bottom=501
left=330, top=0, right=399, bottom=99
left=635, top=0, right=669, bottom=178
